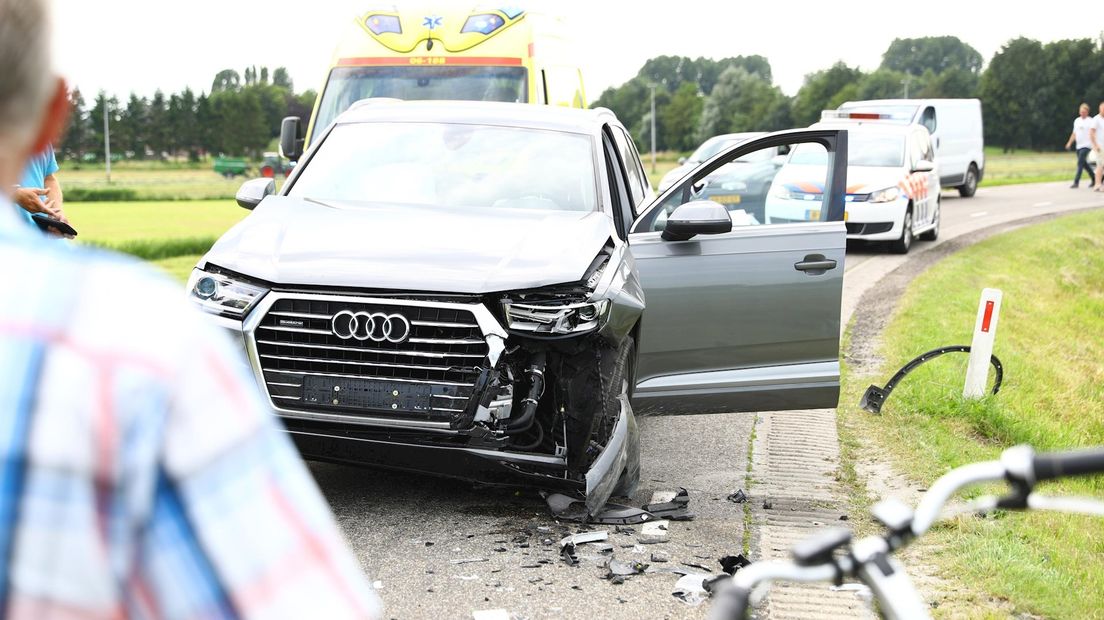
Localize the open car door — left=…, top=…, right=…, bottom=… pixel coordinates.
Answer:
left=628, top=129, right=848, bottom=415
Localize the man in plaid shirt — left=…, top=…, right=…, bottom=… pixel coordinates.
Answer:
left=0, top=0, right=381, bottom=617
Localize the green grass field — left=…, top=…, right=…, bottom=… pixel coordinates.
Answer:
left=982, top=147, right=1074, bottom=187
left=839, top=209, right=1104, bottom=618
left=74, top=199, right=246, bottom=242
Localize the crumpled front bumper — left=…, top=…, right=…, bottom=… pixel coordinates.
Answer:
left=282, top=395, right=639, bottom=509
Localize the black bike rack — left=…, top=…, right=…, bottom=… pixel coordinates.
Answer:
left=860, top=345, right=1004, bottom=414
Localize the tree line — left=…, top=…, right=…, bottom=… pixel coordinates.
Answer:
left=59, top=66, right=315, bottom=162
left=594, top=35, right=1099, bottom=153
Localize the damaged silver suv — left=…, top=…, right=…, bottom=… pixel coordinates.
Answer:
left=187, top=100, right=849, bottom=514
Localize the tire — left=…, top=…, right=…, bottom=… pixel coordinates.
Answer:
left=919, top=199, right=940, bottom=241
left=958, top=164, right=979, bottom=198
left=890, top=208, right=913, bottom=254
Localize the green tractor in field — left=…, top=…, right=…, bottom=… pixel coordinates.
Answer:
left=259, top=152, right=292, bottom=178
left=213, top=156, right=249, bottom=178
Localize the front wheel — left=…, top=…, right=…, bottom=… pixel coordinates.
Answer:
left=890, top=209, right=913, bottom=254
left=959, top=164, right=979, bottom=198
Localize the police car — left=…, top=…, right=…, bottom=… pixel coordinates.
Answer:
left=763, top=111, right=940, bottom=253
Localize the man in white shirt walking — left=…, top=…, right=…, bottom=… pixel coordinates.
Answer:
left=1091, top=102, right=1104, bottom=192
left=1065, top=102, right=1096, bottom=188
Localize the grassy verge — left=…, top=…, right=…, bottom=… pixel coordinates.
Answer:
left=72, top=199, right=246, bottom=244
left=151, top=254, right=205, bottom=282
left=839, top=209, right=1104, bottom=617
left=981, top=148, right=1073, bottom=187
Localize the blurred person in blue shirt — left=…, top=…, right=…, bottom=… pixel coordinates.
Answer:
left=0, top=0, right=381, bottom=617
left=11, top=143, right=66, bottom=228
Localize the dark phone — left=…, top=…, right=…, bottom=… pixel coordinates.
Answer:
left=30, top=213, right=78, bottom=237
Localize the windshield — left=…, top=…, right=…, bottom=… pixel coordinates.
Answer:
left=690, top=134, right=771, bottom=163
left=288, top=122, right=597, bottom=212
left=791, top=133, right=904, bottom=167
left=312, top=66, right=528, bottom=139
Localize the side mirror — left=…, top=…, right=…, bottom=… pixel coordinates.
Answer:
left=771, top=154, right=787, bottom=166
left=661, top=200, right=733, bottom=242
left=677, top=156, right=688, bottom=165
left=912, top=160, right=935, bottom=173
left=236, top=178, right=275, bottom=210
left=280, top=116, right=305, bottom=161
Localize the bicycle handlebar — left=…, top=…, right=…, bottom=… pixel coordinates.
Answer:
left=710, top=445, right=1104, bottom=619
left=1033, top=447, right=1104, bottom=482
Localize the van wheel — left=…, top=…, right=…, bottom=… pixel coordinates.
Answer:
left=890, top=208, right=913, bottom=254
left=919, top=200, right=940, bottom=241
left=959, top=164, right=978, bottom=197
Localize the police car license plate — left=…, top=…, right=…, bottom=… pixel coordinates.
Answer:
left=712, top=194, right=741, bottom=204
left=805, top=209, right=821, bottom=221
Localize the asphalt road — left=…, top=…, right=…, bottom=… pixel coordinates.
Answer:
left=310, top=181, right=1103, bottom=620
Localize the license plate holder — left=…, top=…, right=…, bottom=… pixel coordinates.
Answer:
left=302, top=376, right=462, bottom=413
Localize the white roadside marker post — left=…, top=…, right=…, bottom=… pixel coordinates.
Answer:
left=963, top=288, right=1003, bottom=398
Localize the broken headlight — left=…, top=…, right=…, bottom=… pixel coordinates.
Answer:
left=186, top=268, right=268, bottom=318
left=502, top=298, right=611, bottom=335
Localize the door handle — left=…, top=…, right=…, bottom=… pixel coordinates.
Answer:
left=794, top=254, right=837, bottom=275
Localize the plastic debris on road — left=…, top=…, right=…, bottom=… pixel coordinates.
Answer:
left=720, top=554, right=751, bottom=575
left=726, top=489, right=748, bottom=503
left=638, top=520, right=670, bottom=544
left=672, top=573, right=712, bottom=606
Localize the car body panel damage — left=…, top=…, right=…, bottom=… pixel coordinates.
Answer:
left=189, top=102, right=848, bottom=510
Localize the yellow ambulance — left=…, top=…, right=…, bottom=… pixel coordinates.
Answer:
left=299, top=6, right=587, bottom=150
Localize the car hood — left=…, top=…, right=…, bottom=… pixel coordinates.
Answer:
left=203, top=196, right=614, bottom=294
left=774, top=164, right=916, bottom=195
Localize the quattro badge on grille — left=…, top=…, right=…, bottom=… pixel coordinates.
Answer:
left=331, top=310, right=411, bottom=343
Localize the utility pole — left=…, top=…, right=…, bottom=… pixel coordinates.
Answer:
left=901, top=75, right=912, bottom=99
left=644, top=83, right=653, bottom=172
left=103, top=100, right=112, bottom=183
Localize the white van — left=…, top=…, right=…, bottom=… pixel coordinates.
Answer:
left=835, top=99, right=984, bottom=197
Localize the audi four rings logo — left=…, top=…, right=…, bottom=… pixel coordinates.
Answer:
left=331, top=310, right=411, bottom=343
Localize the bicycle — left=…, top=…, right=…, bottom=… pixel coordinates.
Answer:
left=708, top=445, right=1104, bottom=619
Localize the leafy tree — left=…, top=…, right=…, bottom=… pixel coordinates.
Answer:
left=146, top=90, right=169, bottom=158
left=882, top=36, right=983, bottom=76
left=978, top=37, right=1048, bottom=149
left=915, top=67, right=977, bottom=98
left=59, top=88, right=91, bottom=160
left=855, top=68, right=912, bottom=100
left=660, top=82, right=703, bottom=152
left=211, top=69, right=241, bottom=93
left=698, top=66, right=791, bottom=140
left=273, top=67, right=293, bottom=90
left=791, top=62, right=865, bottom=125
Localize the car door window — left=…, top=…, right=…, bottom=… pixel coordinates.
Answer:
left=909, top=132, right=927, bottom=169
left=611, top=127, right=648, bottom=209
left=602, top=131, right=634, bottom=240
left=638, top=140, right=833, bottom=231
left=920, top=106, right=937, bottom=134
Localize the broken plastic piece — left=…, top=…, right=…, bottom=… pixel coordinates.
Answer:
left=544, top=492, right=654, bottom=524
left=727, top=489, right=748, bottom=504
left=587, top=542, right=614, bottom=554
left=642, top=488, right=695, bottom=521
left=860, top=345, right=1004, bottom=413
left=607, top=558, right=648, bottom=578
left=650, top=551, right=670, bottom=563
left=559, top=531, right=608, bottom=548
left=560, top=543, right=579, bottom=566
left=719, top=554, right=751, bottom=575
left=672, top=573, right=712, bottom=606
left=638, top=520, right=669, bottom=544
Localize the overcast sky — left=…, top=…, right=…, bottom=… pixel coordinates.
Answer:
left=52, top=0, right=1102, bottom=100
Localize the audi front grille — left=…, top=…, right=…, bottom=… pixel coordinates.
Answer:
left=248, top=294, right=494, bottom=425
